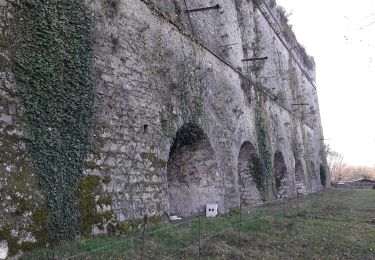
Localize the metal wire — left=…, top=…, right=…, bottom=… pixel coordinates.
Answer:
left=66, top=193, right=321, bottom=259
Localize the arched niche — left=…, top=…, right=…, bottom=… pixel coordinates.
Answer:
left=166, top=123, right=222, bottom=217
left=274, top=151, right=288, bottom=197
left=320, top=164, right=327, bottom=187
left=237, top=142, right=262, bottom=206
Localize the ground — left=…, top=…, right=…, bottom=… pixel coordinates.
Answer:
left=22, top=188, right=375, bottom=259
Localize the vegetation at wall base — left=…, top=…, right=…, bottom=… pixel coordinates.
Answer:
left=21, top=188, right=375, bottom=259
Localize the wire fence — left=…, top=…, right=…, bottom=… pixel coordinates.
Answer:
left=48, top=192, right=324, bottom=260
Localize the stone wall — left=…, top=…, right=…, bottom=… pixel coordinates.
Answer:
left=82, top=0, right=327, bottom=222
left=0, top=0, right=328, bottom=257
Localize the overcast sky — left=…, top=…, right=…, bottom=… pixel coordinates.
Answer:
left=276, top=0, right=375, bottom=167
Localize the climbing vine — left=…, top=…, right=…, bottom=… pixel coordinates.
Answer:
left=300, top=122, right=312, bottom=181
left=11, top=0, right=93, bottom=242
left=254, top=100, right=276, bottom=201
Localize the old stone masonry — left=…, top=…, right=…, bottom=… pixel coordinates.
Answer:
left=0, top=0, right=329, bottom=256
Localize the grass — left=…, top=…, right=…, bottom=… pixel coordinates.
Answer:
left=22, top=188, right=375, bottom=259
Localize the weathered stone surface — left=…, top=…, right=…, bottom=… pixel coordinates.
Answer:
left=80, top=0, right=328, bottom=227
left=0, top=0, right=328, bottom=254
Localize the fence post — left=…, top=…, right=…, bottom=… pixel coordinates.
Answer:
left=238, top=198, right=242, bottom=246
left=283, top=190, right=287, bottom=221
left=198, top=209, right=201, bottom=260
left=140, top=214, right=148, bottom=260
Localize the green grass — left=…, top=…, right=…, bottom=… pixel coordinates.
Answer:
left=22, top=188, right=375, bottom=259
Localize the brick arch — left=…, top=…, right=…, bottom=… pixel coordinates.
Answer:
left=237, top=141, right=262, bottom=206
left=166, top=123, right=222, bottom=217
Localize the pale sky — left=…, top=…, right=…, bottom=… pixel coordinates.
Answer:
left=276, top=0, right=375, bottom=167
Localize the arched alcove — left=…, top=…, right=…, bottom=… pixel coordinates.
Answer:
left=237, top=142, right=262, bottom=206
left=166, top=123, right=222, bottom=217
left=320, top=164, right=327, bottom=187
left=274, top=151, right=288, bottom=197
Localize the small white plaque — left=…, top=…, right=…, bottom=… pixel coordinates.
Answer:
left=206, top=203, right=218, bottom=217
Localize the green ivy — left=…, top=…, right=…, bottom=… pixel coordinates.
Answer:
left=11, top=0, right=93, bottom=242
left=255, top=105, right=276, bottom=201
left=300, top=122, right=312, bottom=182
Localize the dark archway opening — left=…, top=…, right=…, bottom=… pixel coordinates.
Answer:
left=237, top=142, right=262, bottom=206
left=320, top=164, right=327, bottom=187
left=274, top=151, right=288, bottom=197
left=166, top=123, right=222, bottom=217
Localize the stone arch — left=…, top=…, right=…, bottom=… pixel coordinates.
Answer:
left=320, top=164, right=327, bottom=187
left=274, top=151, right=288, bottom=197
left=166, top=123, right=222, bottom=217
left=237, top=142, right=262, bottom=206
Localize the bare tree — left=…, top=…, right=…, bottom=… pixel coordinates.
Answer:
left=325, top=144, right=346, bottom=182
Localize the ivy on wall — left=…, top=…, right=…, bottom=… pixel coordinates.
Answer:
left=254, top=101, right=276, bottom=201
left=11, top=0, right=93, bottom=242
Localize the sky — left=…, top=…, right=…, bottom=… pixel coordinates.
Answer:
left=276, top=0, right=375, bottom=167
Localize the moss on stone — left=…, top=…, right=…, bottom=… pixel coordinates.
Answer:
left=0, top=55, right=9, bottom=72
left=141, top=152, right=166, bottom=168
left=97, top=195, right=112, bottom=206
left=101, top=175, right=111, bottom=184
left=98, top=210, right=114, bottom=221
left=26, top=208, right=49, bottom=247
left=0, top=207, right=49, bottom=256
left=0, top=226, right=18, bottom=256
left=117, top=219, right=143, bottom=233
left=79, top=175, right=101, bottom=193
left=0, top=34, right=10, bottom=48
left=91, top=143, right=102, bottom=156
left=77, top=175, right=115, bottom=235
left=78, top=194, right=99, bottom=235
left=85, top=160, right=100, bottom=170
left=78, top=175, right=101, bottom=235
left=13, top=196, right=33, bottom=215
